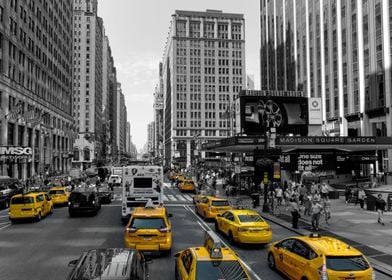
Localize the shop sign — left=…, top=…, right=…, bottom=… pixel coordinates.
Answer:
left=278, top=136, right=376, bottom=145
left=298, top=154, right=326, bottom=172
left=0, top=146, right=33, bottom=161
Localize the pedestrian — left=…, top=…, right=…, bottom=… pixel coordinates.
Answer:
left=358, top=188, right=366, bottom=209
left=287, top=198, right=300, bottom=229
left=322, top=196, right=331, bottom=225
left=259, top=180, right=265, bottom=195
left=299, top=184, right=307, bottom=205
left=310, top=182, right=317, bottom=195
left=275, top=185, right=283, bottom=206
left=311, top=199, right=323, bottom=231
left=303, top=192, right=312, bottom=216
left=375, top=194, right=386, bottom=226
left=345, top=186, right=351, bottom=204
left=320, top=183, right=329, bottom=199
left=313, top=190, right=321, bottom=203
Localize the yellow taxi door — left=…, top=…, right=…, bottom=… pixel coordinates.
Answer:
left=222, top=212, right=235, bottom=236
left=35, top=194, right=45, bottom=215
left=275, top=239, right=296, bottom=277
left=288, top=240, right=314, bottom=279
left=197, top=199, right=208, bottom=216
left=44, top=194, right=52, bottom=215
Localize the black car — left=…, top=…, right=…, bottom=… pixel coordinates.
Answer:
left=68, top=187, right=101, bottom=217
left=0, top=176, right=24, bottom=209
left=66, top=248, right=150, bottom=280
left=97, top=184, right=113, bottom=204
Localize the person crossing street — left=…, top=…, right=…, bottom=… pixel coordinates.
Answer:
left=311, top=199, right=323, bottom=231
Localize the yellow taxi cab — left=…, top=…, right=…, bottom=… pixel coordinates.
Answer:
left=174, top=230, right=251, bottom=280
left=124, top=200, right=172, bottom=255
left=268, top=233, right=375, bottom=280
left=195, top=196, right=232, bottom=220
left=176, top=174, right=186, bottom=183
left=179, top=180, right=196, bottom=193
left=48, top=186, right=70, bottom=206
left=9, top=192, right=53, bottom=222
left=215, top=209, right=272, bottom=245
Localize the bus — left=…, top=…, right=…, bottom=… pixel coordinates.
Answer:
left=121, top=165, right=164, bottom=224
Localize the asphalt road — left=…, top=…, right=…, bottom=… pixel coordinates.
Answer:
left=0, top=187, right=389, bottom=280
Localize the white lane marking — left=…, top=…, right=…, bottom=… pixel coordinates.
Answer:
left=0, top=215, right=9, bottom=218
left=177, top=195, right=186, bottom=201
left=197, top=220, right=207, bottom=231
left=0, top=223, right=11, bottom=230
left=184, top=205, right=263, bottom=280
left=163, top=194, right=169, bottom=201
left=183, top=195, right=193, bottom=201
left=0, top=221, right=10, bottom=225
left=167, top=195, right=176, bottom=201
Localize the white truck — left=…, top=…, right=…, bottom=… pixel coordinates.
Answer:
left=121, top=165, right=164, bottom=224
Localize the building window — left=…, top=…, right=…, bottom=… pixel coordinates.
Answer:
left=84, top=148, right=90, bottom=161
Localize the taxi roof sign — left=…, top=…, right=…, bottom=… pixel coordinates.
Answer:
left=144, top=199, right=155, bottom=209
left=204, top=230, right=223, bottom=259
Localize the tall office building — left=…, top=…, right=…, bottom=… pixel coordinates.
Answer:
left=162, top=9, right=246, bottom=167
left=260, top=0, right=392, bottom=175
left=0, top=0, right=74, bottom=179
left=153, top=64, right=164, bottom=159
left=72, top=0, right=103, bottom=170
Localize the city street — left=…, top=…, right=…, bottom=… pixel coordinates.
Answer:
left=0, top=186, right=390, bottom=280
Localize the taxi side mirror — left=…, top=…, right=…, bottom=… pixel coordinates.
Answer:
left=274, top=243, right=281, bottom=249
left=68, top=259, right=78, bottom=268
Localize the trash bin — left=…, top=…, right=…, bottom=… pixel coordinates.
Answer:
left=366, top=199, right=376, bottom=211
left=251, top=193, right=260, bottom=208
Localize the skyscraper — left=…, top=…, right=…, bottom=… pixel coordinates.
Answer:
left=260, top=0, right=392, bottom=177
left=72, top=0, right=103, bottom=170
left=0, top=0, right=74, bottom=179
left=162, top=9, right=246, bottom=167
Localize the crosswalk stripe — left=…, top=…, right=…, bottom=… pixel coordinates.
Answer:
left=183, top=195, right=193, bottom=201
left=167, top=195, right=176, bottom=201
left=163, top=194, right=170, bottom=201
left=177, top=195, right=186, bottom=201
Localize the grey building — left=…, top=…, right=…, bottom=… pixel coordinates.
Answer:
left=0, top=0, right=74, bottom=179
left=162, top=9, right=246, bottom=167
left=72, top=0, right=103, bottom=170
left=260, top=0, right=392, bottom=177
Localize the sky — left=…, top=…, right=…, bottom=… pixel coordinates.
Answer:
left=97, top=0, right=260, bottom=151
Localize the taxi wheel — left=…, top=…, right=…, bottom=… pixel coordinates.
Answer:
left=267, top=253, right=276, bottom=270
left=162, top=248, right=171, bottom=256
left=36, top=212, right=42, bottom=222
left=228, top=231, right=235, bottom=245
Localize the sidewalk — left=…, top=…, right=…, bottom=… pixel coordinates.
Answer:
left=213, top=180, right=392, bottom=276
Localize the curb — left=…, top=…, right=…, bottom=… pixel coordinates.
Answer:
left=259, top=211, right=392, bottom=277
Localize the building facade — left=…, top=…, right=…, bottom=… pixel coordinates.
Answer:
left=72, top=0, right=104, bottom=170
left=0, top=0, right=74, bottom=179
left=153, top=67, right=164, bottom=160
left=260, top=0, right=392, bottom=176
left=162, top=9, right=246, bottom=167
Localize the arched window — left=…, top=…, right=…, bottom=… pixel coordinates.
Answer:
left=73, top=149, right=80, bottom=161
left=84, top=148, right=90, bottom=161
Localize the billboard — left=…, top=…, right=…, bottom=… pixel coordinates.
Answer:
left=237, top=93, right=308, bottom=136
left=308, top=97, right=322, bottom=124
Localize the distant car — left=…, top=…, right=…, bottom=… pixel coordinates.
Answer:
left=179, top=180, right=196, bottom=193
left=66, top=248, right=151, bottom=280
left=48, top=187, right=70, bottom=206
left=68, top=187, right=101, bottom=217
left=195, top=196, right=232, bottom=220
left=108, top=175, right=122, bottom=187
left=97, top=184, right=113, bottom=204
left=0, top=176, right=24, bottom=208
left=9, top=192, right=53, bottom=222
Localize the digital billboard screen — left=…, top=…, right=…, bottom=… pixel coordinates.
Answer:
left=239, top=95, right=309, bottom=136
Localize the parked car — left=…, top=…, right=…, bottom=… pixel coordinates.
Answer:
left=66, top=248, right=151, bottom=280
left=0, top=176, right=24, bottom=209
left=108, top=174, right=122, bottom=187
left=68, top=187, right=101, bottom=217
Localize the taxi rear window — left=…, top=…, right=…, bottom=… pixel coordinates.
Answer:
left=49, top=190, right=65, bottom=195
left=130, top=218, right=165, bottom=229
left=211, top=200, right=229, bottom=207
left=11, top=197, right=34, bottom=204
left=237, top=214, right=264, bottom=223
left=196, top=260, right=248, bottom=280
left=326, top=255, right=370, bottom=271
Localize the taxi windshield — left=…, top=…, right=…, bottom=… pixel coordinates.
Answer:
left=11, top=197, right=34, bottom=204
left=237, top=215, right=264, bottom=223
left=196, top=260, right=248, bottom=280
left=130, top=218, right=165, bottom=229
left=49, top=190, right=65, bottom=195
left=326, top=255, right=370, bottom=271
left=211, top=200, right=229, bottom=207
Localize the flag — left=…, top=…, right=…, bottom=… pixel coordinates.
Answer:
left=5, top=101, right=23, bottom=121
